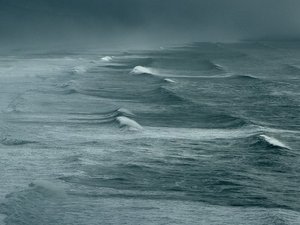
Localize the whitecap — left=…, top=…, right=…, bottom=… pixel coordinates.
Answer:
left=259, top=135, right=290, bottom=149
left=131, top=66, right=156, bottom=75
left=116, top=116, right=143, bottom=131
left=214, top=63, right=224, bottom=70
left=101, top=56, right=113, bottom=62
left=164, top=78, right=176, bottom=83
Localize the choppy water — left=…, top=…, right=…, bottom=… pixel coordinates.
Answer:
left=0, top=41, right=299, bottom=225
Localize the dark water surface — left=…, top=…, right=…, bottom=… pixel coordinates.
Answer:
left=0, top=42, right=299, bottom=224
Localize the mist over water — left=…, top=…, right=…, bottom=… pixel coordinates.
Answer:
left=1, top=0, right=300, bottom=49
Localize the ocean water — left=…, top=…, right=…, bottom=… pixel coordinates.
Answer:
left=0, top=41, right=299, bottom=225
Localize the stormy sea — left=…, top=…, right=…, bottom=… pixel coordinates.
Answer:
left=0, top=41, right=299, bottom=225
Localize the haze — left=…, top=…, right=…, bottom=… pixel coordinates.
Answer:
left=1, top=0, right=300, bottom=49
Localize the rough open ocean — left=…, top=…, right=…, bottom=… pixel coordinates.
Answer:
left=0, top=41, right=299, bottom=225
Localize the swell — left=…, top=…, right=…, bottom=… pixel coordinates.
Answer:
left=0, top=180, right=66, bottom=225
left=281, top=64, right=300, bottom=74
left=104, top=57, right=154, bottom=71
left=128, top=68, right=260, bottom=81
left=59, top=80, right=251, bottom=129
left=2, top=108, right=142, bottom=131
left=59, top=77, right=182, bottom=104
left=172, top=73, right=260, bottom=80
left=68, top=108, right=143, bottom=131
left=1, top=178, right=299, bottom=225
left=144, top=86, right=189, bottom=104
left=202, top=60, right=225, bottom=72
left=136, top=104, right=251, bottom=129
left=0, top=124, right=38, bottom=146
left=1, top=137, right=37, bottom=146
left=227, top=74, right=259, bottom=80
left=58, top=144, right=298, bottom=212
left=130, top=66, right=178, bottom=84
left=252, top=134, right=291, bottom=150
left=129, top=60, right=225, bottom=77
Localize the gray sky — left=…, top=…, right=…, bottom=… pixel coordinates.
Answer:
left=1, top=0, right=300, bottom=49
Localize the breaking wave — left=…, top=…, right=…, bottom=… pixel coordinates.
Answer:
left=131, top=66, right=157, bottom=75
left=164, top=78, right=176, bottom=83
left=68, top=108, right=142, bottom=131
left=101, top=56, right=113, bottom=62
left=116, top=116, right=143, bottom=131
left=259, top=134, right=290, bottom=149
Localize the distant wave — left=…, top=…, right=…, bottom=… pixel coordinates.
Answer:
left=71, top=66, right=87, bottom=74
left=101, top=56, right=113, bottom=62
left=228, top=74, right=258, bottom=80
left=1, top=138, right=37, bottom=146
left=259, top=135, right=290, bottom=149
left=130, top=66, right=178, bottom=84
left=200, top=60, right=225, bottom=72
left=164, top=78, right=176, bottom=83
left=149, top=86, right=187, bottom=103
left=104, top=64, right=133, bottom=70
left=131, top=66, right=157, bottom=75
left=213, top=63, right=224, bottom=71
left=129, top=61, right=224, bottom=77
left=171, top=74, right=259, bottom=80
left=212, top=114, right=251, bottom=129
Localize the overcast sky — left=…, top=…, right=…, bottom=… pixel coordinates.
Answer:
left=1, top=0, right=300, bottom=49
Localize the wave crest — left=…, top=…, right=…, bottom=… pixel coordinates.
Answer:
left=131, top=66, right=156, bottom=75
left=116, top=116, right=143, bottom=131
left=259, top=135, right=290, bottom=149
left=164, top=78, right=176, bottom=83
left=101, top=56, right=113, bottom=62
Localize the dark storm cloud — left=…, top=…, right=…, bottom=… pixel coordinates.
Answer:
left=1, top=0, right=300, bottom=49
